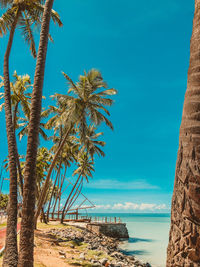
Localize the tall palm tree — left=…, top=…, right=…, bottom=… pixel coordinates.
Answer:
left=18, top=0, right=59, bottom=265
left=46, top=133, right=78, bottom=221
left=61, top=153, right=94, bottom=223
left=167, top=1, right=200, bottom=265
left=35, top=69, right=117, bottom=223
left=0, top=71, right=32, bottom=195
left=0, top=1, right=62, bottom=266
left=60, top=126, right=105, bottom=221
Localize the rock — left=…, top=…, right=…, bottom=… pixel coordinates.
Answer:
left=79, top=252, right=85, bottom=260
left=58, top=250, right=66, bottom=256
left=99, top=258, right=108, bottom=265
left=115, top=262, right=124, bottom=267
left=60, top=255, right=66, bottom=259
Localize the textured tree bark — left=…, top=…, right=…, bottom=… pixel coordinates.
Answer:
left=167, top=1, right=200, bottom=265
left=2, top=12, right=20, bottom=267
left=18, top=0, right=54, bottom=266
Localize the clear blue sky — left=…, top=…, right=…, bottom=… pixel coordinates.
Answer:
left=0, top=0, right=194, bottom=212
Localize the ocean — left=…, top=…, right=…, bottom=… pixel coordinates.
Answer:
left=88, top=213, right=171, bottom=267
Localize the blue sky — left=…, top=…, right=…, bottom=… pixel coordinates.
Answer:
left=0, top=0, right=194, bottom=212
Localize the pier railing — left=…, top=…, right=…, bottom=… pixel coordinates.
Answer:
left=45, top=212, right=122, bottom=224
left=91, top=216, right=122, bottom=223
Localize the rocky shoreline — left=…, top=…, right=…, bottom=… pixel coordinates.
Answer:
left=45, top=224, right=152, bottom=267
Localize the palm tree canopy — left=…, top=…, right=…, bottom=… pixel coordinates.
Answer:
left=49, top=69, right=117, bottom=142
left=73, top=153, right=94, bottom=182
left=0, top=71, right=48, bottom=140
left=0, top=0, right=63, bottom=57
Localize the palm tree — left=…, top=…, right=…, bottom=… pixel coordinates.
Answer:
left=34, top=69, right=117, bottom=224
left=60, top=126, right=105, bottom=221
left=18, top=108, right=49, bottom=142
left=167, top=1, right=200, bottom=265
left=61, top=153, right=94, bottom=223
left=18, top=0, right=59, bottom=265
left=46, top=132, right=78, bottom=221
left=0, top=1, right=62, bottom=265
left=0, top=71, right=32, bottom=196
left=77, top=124, right=106, bottom=160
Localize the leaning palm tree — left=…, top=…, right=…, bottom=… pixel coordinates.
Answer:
left=167, top=1, right=200, bottom=265
left=61, top=153, right=94, bottom=223
left=34, top=69, right=117, bottom=224
left=18, top=0, right=60, bottom=265
left=60, top=126, right=106, bottom=219
left=46, top=132, right=78, bottom=221
left=0, top=1, right=62, bottom=265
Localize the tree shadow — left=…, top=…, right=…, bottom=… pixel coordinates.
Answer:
left=120, top=248, right=150, bottom=256
left=128, top=237, right=154, bottom=243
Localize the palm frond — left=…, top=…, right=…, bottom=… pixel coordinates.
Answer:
left=0, top=7, right=16, bottom=36
left=20, top=12, right=37, bottom=58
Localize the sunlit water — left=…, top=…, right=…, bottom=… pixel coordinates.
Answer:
left=88, top=213, right=170, bottom=267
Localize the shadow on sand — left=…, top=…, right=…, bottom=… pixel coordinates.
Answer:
left=120, top=248, right=150, bottom=256
left=128, top=237, right=154, bottom=243
left=120, top=237, right=154, bottom=256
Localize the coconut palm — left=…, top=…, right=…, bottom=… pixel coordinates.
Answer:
left=61, top=153, right=94, bottom=223
left=77, top=124, right=106, bottom=160
left=0, top=72, right=48, bottom=195
left=18, top=0, right=60, bottom=265
left=35, top=69, right=117, bottom=224
left=0, top=1, right=62, bottom=265
left=0, top=71, right=32, bottom=196
left=167, top=1, right=200, bottom=265
left=60, top=125, right=105, bottom=220
left=46, top=132, right=78, bottom=221
left=18, top=108, right=49, bottom=142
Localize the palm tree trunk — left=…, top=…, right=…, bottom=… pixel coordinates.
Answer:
left=2, top=11, right=20, bottom=267
left=61, top=174, right=81, bottom=223
left=18, top=1, right=55, bottom=266
left=67, top=178, right=83, bottom=211
left=13, top=102, right=24, bottom=195
left=167, top=1, right=200, bottom=265
left=46, top=161, right=62, bottom=221
left=34, top=125, right=72, bottom=225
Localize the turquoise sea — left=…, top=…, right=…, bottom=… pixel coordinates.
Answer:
left=88, top=213, right=170, bottom=267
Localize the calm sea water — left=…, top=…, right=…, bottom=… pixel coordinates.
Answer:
left=87, top=213, right=171, bottom=267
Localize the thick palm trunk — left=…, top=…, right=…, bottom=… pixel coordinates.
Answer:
left=34, top=126, right=72, bottom=225
left=2, top=13, right=19, bottom=267
left=18, top=1, right=54, bottom=266
left=167, top=1, right=200, bottom=265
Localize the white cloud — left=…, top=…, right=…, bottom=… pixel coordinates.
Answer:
left=85, top=179, right=159, bottom=190
left=93, top=202, right=169, bottom=211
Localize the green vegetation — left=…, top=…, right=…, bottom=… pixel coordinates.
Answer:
left=0, top=193, right=8, bottom=210
left=0, top=0, right=116, bottom=265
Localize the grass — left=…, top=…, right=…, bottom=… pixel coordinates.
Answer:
left=0, top=222, right=7, bottom=229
